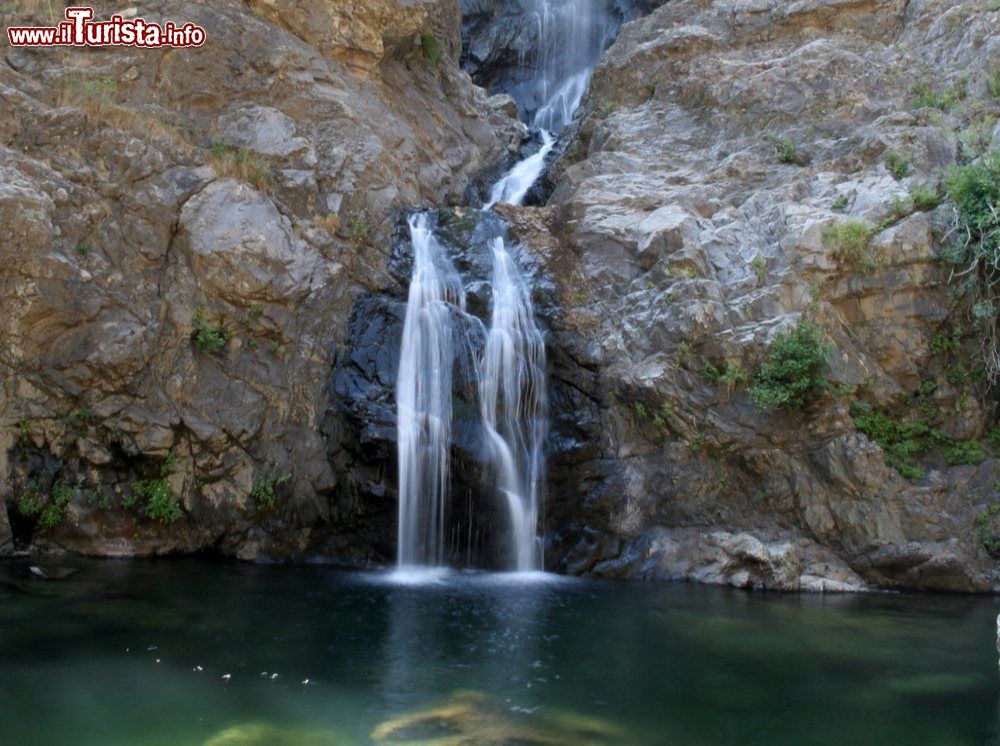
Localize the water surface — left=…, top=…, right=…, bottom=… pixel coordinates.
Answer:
left=0, top=559, right=997, bottom=745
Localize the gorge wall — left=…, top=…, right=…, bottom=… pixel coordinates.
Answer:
left=3, top=0, right=1000, bottom=593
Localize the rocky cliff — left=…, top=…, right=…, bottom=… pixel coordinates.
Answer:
left=0, top=0, right=521, bottom=560
left=499, top=0, right=1000, bottom=591
left=4, top=0, right=1000, bottom=594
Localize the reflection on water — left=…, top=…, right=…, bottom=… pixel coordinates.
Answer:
left=0, top=559, right=998, bottom=745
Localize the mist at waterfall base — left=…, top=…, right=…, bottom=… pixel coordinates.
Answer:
left=395, top=0, right=621, bottom=576
left=2, top=559, right=997, bottom=745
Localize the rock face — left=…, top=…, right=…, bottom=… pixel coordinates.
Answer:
left=4, top=0, right=1000, bottom=595
left=497, top=0, right=1000, bottom=591
left=0, top=0, right=520, bottom=560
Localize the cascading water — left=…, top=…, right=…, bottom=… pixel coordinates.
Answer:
left=478, top=238, right=548, bottom=571
left=396, top=214, right=466, bottom=568
left=396, top=0, right=625, bottom=573
left=525, top=0, right=619, bottom=133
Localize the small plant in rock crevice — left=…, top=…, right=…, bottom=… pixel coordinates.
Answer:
left=701, top=361, right=748, bottom=390
left=823, top=220, right=876, bottom=274
left=207, top=136, right=273, bottom=193
left=911, top=184, right=941, bottom=211
left=133, top=451, right=183, bottom=524
left=16, top=479, right=78, bottom=530
left=597, top=101, right=617, bottom=119
left=988, top=71, right=1000, bottom=101
left=192, top=308, right=232, bottom=355
left=251, top=467, right=291, bottom=510
left=420, top=32, right=441, bottom=65
left=767, top=135, right=799, bottom=165
left=884, top=149, right=911, bottom=181
left=909, top=80, right=964, bottom=111
left=349, top=211, right=373, bottom=242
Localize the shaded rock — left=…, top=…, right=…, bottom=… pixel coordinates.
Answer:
left=203, top=722, right=341, bottom=746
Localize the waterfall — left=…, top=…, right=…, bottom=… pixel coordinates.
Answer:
left=485, top=130, right=555, bottom=210
left=526, top=0, right=618, bottom=133
left=396, top=214, right=465, bottom=568
left=486, top=0, right=620, bottom=209
left=395, top=0, right=622, bottom=573
left=478, top=238, right=548, bottom=571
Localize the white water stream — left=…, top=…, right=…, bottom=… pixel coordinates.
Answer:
left=397, top=0, right=622, bottom=572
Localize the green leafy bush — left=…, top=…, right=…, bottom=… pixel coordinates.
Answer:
left=850, top=403, right=949, bottom=479
left=137, top=479, right=183, bottom=524
left=750, top=322, right=833, bottom=410
left=134, top=452, right=183, bottom=524
left=702, top=361, right=748, bottom=389
left=822, top=220, right=876, bottom=273
left=885, top=150, right=911, bottom=181
left=251, top=467, right=291, bottom=510
left=38, top=481, right=76, bottom=529
left=911, top=184, right=941, bottom=211
left=942, top=439, right=986, bottom=466
left=943, top=150, right=1000, bottom=381
left=909, top=81, right=962, bottom=111
left=773, top=137, right=798, bottom=164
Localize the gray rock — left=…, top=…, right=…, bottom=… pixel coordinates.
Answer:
left=215, top=105, right=312, bottom=159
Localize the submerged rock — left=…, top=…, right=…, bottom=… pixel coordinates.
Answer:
left=371, top=690, right=622, bottom=745
left=203, top=723, right=340, bottom=746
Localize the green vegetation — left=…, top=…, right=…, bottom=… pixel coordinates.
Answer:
left=751, top=255, right=767, bottom=283
left=247, top=302, right=264, bottom=324
left=831, top=194, right=849, bottom=212
left=251, top=467, right=291, bottom=510
left=988, top=71, right=1000, bottom=101
left=701, top=361, right=748, bottom=389
left=884, top=150, right=911, bottom=181
left=135, top=452, right=183, bottom=524
left=597, top=101, right=617, bottom=118
left=942, top=150, right=1000, bottom=381
left=942, top=439, right=986, bottom=466
left=909, top=80, right=964, bottom=111
left=16, top=479, right=75, bottom=530
left=16, top=479, right=44, bottom=520
left=38, top=481, right=75, bottom=529
left=930, top=326, right=963, bottom=355
left=851, top=399, right=988, bottom=479
left=851, top=403, right=949, bottom=479
left=750, top=322, right=833, bottom=410
left=772, top=137, right=798, bottom=164
left=208, top=137, right=273, bottom=192
left=975, top=504, right=1000, bottom=557
left=137, top=479, right=183, bottom=524
left=17, top=419, right=34, bottom=439
left=911, top=184, right=941, bottom=211
left=192, top=308, right=232, bottom=355
left=76, top=243, right=90, bottom=257
left=349, top=211, right=372, bottom=242
left=420, top=32, right=441, bottom=65
left=822, top=220, right=876, bottom=273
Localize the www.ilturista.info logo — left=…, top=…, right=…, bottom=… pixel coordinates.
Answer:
left=7, top=7, right=206, bottom=48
